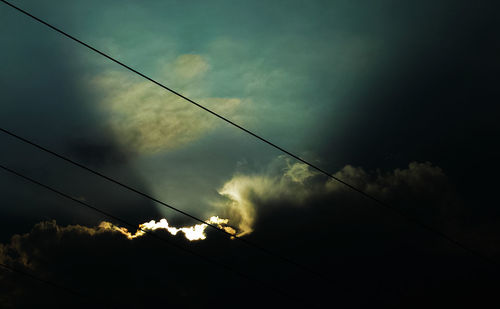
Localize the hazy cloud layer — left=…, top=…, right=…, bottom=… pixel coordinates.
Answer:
left=89, top=54, right=241, bottom=154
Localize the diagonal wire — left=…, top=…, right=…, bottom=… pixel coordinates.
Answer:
left=0, top=163, right=304, bottom=306
left=0, top=127, right=322, bottom=278
left=0, top=0, right=496, bottom=268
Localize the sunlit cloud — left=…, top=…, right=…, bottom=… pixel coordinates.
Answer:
left=215, top=157, right=452, bottom=237
left=88, top=54, right=241, bottom=154
left=102, top=216, right=236, bottom=241
left=0, top=217, right=237, bottom=272
left=215, top=157, right=315, bottom=237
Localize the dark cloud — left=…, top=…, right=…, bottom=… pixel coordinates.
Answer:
left=315, top=1, right=500, bottom=202
left=0, top=0, right=158, bottom=239
left=2, top=160, right=497, bottom=308
left=0, top=220, right=288, bottom=308
left=215, top=158, right=463, bottom=237
left=65, top=136, right=130, bottom=168
left=242, top=161, right=498, bottom=308
left=213, top=158, right=498, bottom=307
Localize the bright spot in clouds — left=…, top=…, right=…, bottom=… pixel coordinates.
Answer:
left=102, top=216, right=236, bottom=241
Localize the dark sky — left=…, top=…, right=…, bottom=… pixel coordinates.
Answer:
left=1, top=0, right=500, bottom=308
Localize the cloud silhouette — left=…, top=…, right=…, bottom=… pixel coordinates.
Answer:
left=215, top=157, right=460, bottom=236
left=0, top=159, right=494, bottom=309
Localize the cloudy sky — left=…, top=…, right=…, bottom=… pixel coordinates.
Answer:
left=1, top=0, right=499, bottom=307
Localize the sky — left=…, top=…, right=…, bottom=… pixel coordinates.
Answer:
left=1, top=0, right=499, bottom=307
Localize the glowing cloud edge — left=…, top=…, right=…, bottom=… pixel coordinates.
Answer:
left=101, top=216, right=236, bottom=241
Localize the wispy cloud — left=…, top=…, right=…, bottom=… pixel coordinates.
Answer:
left=89, top=54, right=241, bottom=154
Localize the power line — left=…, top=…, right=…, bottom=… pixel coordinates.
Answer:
left=0, top=127, right=321, bottom=278
left=0, top=262, right=106, bottom=308
left=0, top=0, right=496, bottom=268
left=0, top=163, right=303, bottom=306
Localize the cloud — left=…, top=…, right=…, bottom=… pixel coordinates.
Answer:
left=0, top=216, right=237, bottom=276
left=0, top=161, right=492, bottom=309
left=0, top=219, right=281, bottom=308
left=214, top=157, right=459, bottom=236
left=108, top=216, right=235, bottom=241
left=326, top=162, right=453, bottom=201
left=65, top=135, right=130, bottom=167
left=89, top=54, right=241, bottom=154
left=172, top=54, right=209, bottom=80
left=0, top=221, right=120, bottom=270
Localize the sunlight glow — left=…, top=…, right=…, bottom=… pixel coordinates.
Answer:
left=101, top=216, right=236, bottom=241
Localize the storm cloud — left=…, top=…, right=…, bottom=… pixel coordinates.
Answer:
left=0, top=158, right=496, bottom=308
left=215, top=157, right=460, bottom=237
left=1, top=157, right=497, bottom=308
left=0, top=219, right=293, bottom=308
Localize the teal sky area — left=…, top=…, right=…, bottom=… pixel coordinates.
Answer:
left=2, top=0, right=386, bottom=220
left=1, top=0, right=499, bottom=240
